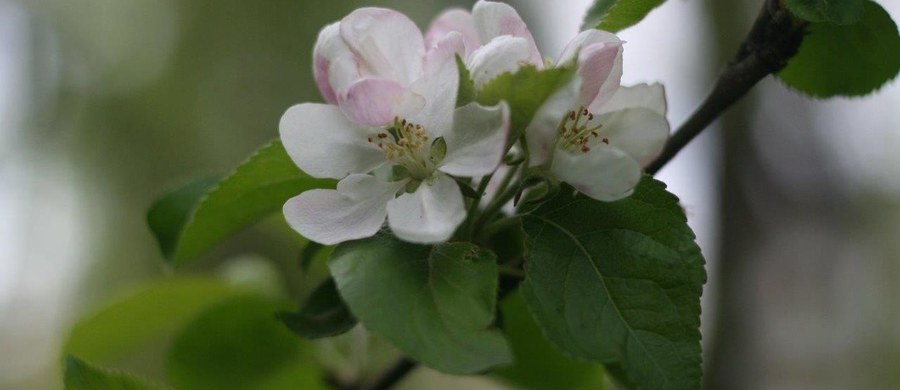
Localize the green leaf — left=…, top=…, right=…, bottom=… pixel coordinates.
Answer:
left=277, top=278, right=357, bottom=339
left=64, top=278, right=250, bottom=362
left=785, top=0, right=864, bottom=24
left=520, top=176, right=706, bottom=390
left=328, top=233, right=512, bottom=374
left=147, top=140, right=335, bottom=266
left=779, top=1, right=900, bottom=97
left=167, top=295, right=324, bottom=390
left=582, top=0, right=667, bottom=32
left=477, top=65, right=575, bottom=140
left=147, top=176, right=221, bottom=259
left=456, top=54, right=477, bottom=108
left=494, top=292, right=606, bottom=390
left=64, top=356, right=165, bottom=390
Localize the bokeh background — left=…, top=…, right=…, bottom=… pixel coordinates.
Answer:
left=1, top=0, right=899, bottom=389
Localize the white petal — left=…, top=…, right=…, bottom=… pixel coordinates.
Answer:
left=556, top=29, right=622, bottom=66
left=551, top=146, right=642, bottom=202
left=597, top=108, right=670, bottom=166
left=524, top=76, right=581, bottom=166
left=387, top=175, right=466, bottom=243
left=279, top=103, right=386, bottom=179
left=283, top=174, right=402, bottom=245
left=425, top=9, right=481, bottom=58
left=313, top=22, right=356, bottom=104
left=593, top=83, right=667, bottom=116
left=409, top=32, right=464, bottom=136
left=439, top=102, right=510, bottom=177
left=472, top=1, right=543, bottom=67
left=340, top=7, right=425, bottom=85
left=327, top=54, right=362, bottom=100
left=339, top=78, right=425, bottom=127
left=468, top=35, right=531, bottom=89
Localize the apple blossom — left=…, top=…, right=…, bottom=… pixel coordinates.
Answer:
left=426, top=1, right=670, bottom=202
left=281, top=7, right=510, bottom=245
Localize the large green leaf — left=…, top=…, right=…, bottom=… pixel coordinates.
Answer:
left=64, top=356, right=165, bottom=390
left=64, top=278, right=250, bottom=362
left=477, top=65, right=575, bottom=141
left=779, top=1, right=900, bottom=97
left=494, top=292, right=606, bottom=390
left=328, top=233, right=512, bottom=374
left=277, top=278, right=357, bottom=339
left=520, top=177, right=706, bottom=390
left=785, top=0, right=864, bottom=24
left=147, top=140, right=335, bottom=266
left=582, top=0, right=667, bottom=32
left=166, top=295, right=324, bottom=390
left=147, top=176, right=220, bottom=259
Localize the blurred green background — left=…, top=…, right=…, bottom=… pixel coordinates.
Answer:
left=2, top=0, right=900, bottom=389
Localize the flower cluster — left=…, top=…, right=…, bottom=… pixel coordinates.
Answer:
left=280, top=1, right=669, bottom=245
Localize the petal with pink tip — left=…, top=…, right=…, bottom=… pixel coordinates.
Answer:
left=339, top=78, right=425, bottom=127
left=340, top=7, right=425, bottom=85
left=425, top=9, right=481, bottom=58
left=472, top=1, right=543, bottom=67
left=313, top=22, right=356, bottom=104
left=577, top=42, right=623, bottom=108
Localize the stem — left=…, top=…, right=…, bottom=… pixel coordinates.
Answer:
left=361, top=358, right=416, bottom=390
left=646, top=0, right=806, bottom=174
left=460, top=174, right=494, bottom=240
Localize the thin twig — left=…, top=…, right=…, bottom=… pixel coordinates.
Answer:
left=646, top=0, right=807, bottom=174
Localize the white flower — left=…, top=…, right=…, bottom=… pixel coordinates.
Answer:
left=426, top=2, right=670, bottom=202
left=281, top=7, right=510, bottom=245
left=425, top=1, right=544, bottom=89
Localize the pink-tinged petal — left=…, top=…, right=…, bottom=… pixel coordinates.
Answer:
left=577, top=41, right=623, bottom=108
left=313, top=22, right=356, bottom=104
left=409, top=32, right=464, bottom=136
left=468, top=35, right=531, bottom=88
left=472, top=1, right=543, bottom=67
left=279, top=103, right=386, bottom=179
left=556, top=29, right=622, bottom=66
left=597, top=108, right=670, bottom=166
left=425, top=9, right=481, bottom=58
left=340, top=7, right=425, bottom=85
left=524, top=77, right=581, bottom=166
left=387, top=175, right=465, bottom=243
left=550, top=145, right=642, bottom=202
left=593, top=83, right=667, bottom=116
left=439, top=102, right=510, bottom=177
left=283, top=174, right=403, bottom=245
left=557, top=30, right=623, bottom=108
left=339, top=78, right=425, bottom=127
left=327, top=54, right=362, bottom=100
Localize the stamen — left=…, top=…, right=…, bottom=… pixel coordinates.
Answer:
left=556, top=106, right=608, bottom=153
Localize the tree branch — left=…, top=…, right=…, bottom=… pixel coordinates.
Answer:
left=646, top=0, right=807, bottom=174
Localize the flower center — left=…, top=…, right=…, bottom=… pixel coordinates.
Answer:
left=555, top=106, right=608, bottom=154
left=368, top=117, right=445, bottom=181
